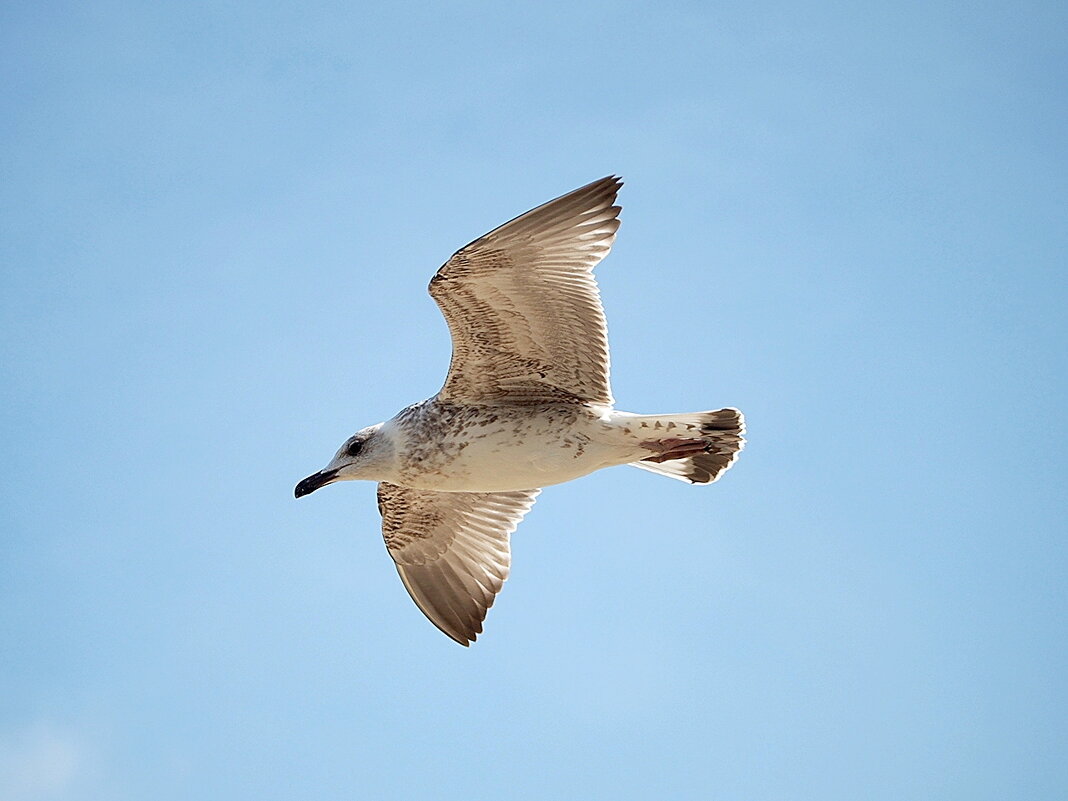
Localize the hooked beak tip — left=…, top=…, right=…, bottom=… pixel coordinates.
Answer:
left=294, top=469, right=338, bottom=498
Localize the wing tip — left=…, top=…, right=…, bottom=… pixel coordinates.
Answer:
left=449, top=631, right=475, bottom=647
left=587, top=174, right=624, bottom=201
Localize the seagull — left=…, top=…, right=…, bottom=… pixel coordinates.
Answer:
left=295, top=176, right=744, bottom=645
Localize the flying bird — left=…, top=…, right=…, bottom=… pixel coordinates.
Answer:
left=295, top=177, right=744, bottom=645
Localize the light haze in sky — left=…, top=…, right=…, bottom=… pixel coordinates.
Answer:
left=2, top=3, right=1066, bottom=800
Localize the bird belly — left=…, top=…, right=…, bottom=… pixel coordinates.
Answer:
left=391, top=404, right=632, bottom=492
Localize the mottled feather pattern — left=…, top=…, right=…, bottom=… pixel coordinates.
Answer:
left=295, top=176, right=744, bottom=645
left=430, top=176, right=622, bottom=405
left=377, top=482, right=540, bottom=645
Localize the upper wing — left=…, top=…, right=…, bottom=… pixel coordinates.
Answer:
left=377, top=482, right=541, bottom=646
left=429, top=176, right=622, bottom=405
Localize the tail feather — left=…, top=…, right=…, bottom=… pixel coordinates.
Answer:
left=628, top=408, right=745, bottom=485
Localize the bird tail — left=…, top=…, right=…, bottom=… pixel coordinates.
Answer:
left=627, top=408, right=745, bottom=485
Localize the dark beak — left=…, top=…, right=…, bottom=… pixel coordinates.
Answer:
left=294, top=469, right=339, bottom=498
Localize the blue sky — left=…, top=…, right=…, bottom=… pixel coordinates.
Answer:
left=2, top=2, right=1066, bottom=799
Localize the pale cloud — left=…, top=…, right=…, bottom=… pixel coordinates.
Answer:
left=0, top=723, right=86, bottom=801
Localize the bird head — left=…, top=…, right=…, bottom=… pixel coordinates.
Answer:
left=295, top=423, right=387, bottom=497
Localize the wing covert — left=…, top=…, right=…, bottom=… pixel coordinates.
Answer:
left=429, top=176, right=622, bottom=405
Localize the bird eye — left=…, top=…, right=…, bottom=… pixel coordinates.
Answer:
left=345, top=440, right=362, bottom=457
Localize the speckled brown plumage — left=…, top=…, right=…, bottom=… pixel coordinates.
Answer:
left=294, top=176, right=745, bottom=646
left=430, top=176, right=621, bottom=406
